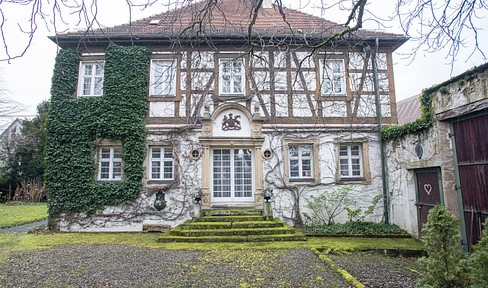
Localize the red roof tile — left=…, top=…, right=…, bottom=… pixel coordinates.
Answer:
left=397, top=95, right=422, bottom=125
left=60, top=0, right=406, bottom=43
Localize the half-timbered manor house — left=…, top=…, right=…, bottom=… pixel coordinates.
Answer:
left=46, top=0, right=408, bottom=232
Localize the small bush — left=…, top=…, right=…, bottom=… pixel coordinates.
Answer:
left=469, top=218, right=488, bottom=287
left=298, top=222, right=407, bottom=236
left=419, top=205, right=468, bottom=288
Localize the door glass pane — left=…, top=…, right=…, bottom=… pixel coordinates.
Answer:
left=213, top=148, right=253, bottom=200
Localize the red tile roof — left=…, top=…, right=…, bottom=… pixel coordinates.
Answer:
left=397, top=95, right=422, bottom=125
left=58, top=0, right=406, bottom=46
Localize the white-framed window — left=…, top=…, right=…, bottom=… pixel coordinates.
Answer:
left=78, top=61, right=104, bottom=97
left=98, top=147, right=122, bottom=181
left=339, top=145, right=363, bottom=178
left=219, top=58, right=245, bottom=95
left=150, top=147, right=174, bottom=180
left=150, top=60, right=177, bottom=97
left=320, top=59, right=346, bottom=96
left=288, top=145, right=313, bottom=179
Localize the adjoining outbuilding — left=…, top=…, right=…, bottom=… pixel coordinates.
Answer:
left=385, top=63, right=488, bottom=251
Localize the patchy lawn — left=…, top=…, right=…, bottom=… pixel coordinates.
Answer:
left=0, top=232, right=423, bottom=258
left=0, top=203, right=48, bottom=229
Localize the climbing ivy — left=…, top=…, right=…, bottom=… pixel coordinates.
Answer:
left=380, top=90, right=434, bottom=141
left=45, top=44, right=150, bottom=217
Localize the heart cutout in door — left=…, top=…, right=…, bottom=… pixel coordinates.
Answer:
left=424, top=184, right=432, bottom=195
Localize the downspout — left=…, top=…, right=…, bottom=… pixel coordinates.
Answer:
left=372, top=38, right=389, bottom=224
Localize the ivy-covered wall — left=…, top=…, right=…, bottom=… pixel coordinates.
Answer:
left=380, top=91, right=434, bottom=141
left=45, top=44, right=150, bottom=218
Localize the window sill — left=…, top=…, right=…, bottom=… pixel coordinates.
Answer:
left=337, top=177, right=369, bottom=184
left=289, top=178, right=315, bottom=183
left=147, top=180, right=174, bottom=184
left=97, top=180, right=122, bottom=183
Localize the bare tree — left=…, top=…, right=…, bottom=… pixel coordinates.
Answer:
left=395, top=0, right=488, bottom=64
left=0, top=0, right=486, bottom=64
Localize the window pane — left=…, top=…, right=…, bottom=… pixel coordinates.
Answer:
left=233, top=61, right=242, bottom=73
left=84, top=64, right=92, bottom=76
left=83, top=78, right=92, bottom=95
left=113, top=161, right=122, bottom=179
left=95, top=64, right=104, bottom=76
left=164, top=148, right=173, bottom=159
left=101, top=148, right=111, bottom=159
left=94, top=77, right=103, bottom=95
left=113, top=148, right=121, bottom=159
left=233, top=76, right=242, bottom=93
left=339, top=146, right=348, bottom=156
left=100, top=162, right=110, bottom=179
left=152, top=161, right=160, bottom=179
left=351, top=146, right=360, bottom=156
left=301, top=146, right=311, bottom=157
left=152, top=148, right=161, bottom=159
left=289, top=146, right=298, bottom=157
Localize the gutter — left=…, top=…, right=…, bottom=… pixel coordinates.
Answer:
left=372, top=37, right=389, bottom=224
left=48, top=34, right=408, bottom=51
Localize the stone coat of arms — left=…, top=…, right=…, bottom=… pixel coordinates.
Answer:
left=222, top=113, right=241, bottom=131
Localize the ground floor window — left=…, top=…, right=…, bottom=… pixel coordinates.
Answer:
left=283, top=138, right=319, bottom=183
left=150, top=147, right=174, bottom=181
left=98, top=147, right=122, bottom=181
left=288, top=145, right=313, bottom=179
left=339, top=145, right=363, bottom=178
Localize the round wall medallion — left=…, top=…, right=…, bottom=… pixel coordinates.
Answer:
left=190, top=149, right=201, bottom=160
left=262, top=149, right=273, bottom=160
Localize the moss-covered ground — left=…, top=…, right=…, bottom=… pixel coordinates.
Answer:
left=0, top=203, right=48, bottom=229
left=0, top=232, right=423, bottom=261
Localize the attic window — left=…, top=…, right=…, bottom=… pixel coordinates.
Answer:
left=149, top=19, right=160, bottom=25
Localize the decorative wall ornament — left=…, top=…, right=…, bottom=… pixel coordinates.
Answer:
left=424, top=184, right=432, bottom=196
left=222, top=113, right=241, bottom=131
left=415, top=143, right=423, bottom=159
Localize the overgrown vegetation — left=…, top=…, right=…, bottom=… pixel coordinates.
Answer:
left=469, top=218, right=488, bottom=287
left=380, top=90, right=434, bottom=141
left=298, top=222, right=408, bottom=236
left=303, top=186, right=357, bottom=226
left=44, top=44, right=150, bottom=218
left=303, top=185, right=382, bottom=226
left=419, top=205, right=468, bottom=288
left=0, top=203, right=48, bottom=228
left=0, top=101, right=48, bottom=202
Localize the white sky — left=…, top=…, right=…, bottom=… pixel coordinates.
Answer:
left=0, top=0, right=487, bottom=130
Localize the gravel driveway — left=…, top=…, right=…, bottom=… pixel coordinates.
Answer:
left=327, top=251, right=423, bottom=288
left=0, top=245, right=348, bottom=287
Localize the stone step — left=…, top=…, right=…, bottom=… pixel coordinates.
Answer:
left=181, top=220, right=284, bottom=230
left=201, top=209, right=263, bottom=217
left=197, top=215, right=266, bottom=222
left=157, top=233, right=307, bottom=243
left=171, top=227, right=296, bottom=237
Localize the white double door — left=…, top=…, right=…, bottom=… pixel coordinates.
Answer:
left=211, top=148, right=254, bottom=204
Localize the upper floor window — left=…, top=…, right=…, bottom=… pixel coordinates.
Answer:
left=79, top=61, right=104, bottom=97
left=98, top=147, right=122, bottom=181
left=339, top=145, right=363, bottom=178
left=320, top=59, right=346, bottom=96
left=219, top=58, right=245, bottom=95
left=150, top=147, right=174, bottom=181
left=150, top=60, right=176, bottom=97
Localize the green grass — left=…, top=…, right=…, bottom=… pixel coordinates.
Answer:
left=0, top=203, right=48, bottom=229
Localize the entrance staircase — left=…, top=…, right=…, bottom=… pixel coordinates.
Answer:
left=157, top=209, right=306, bottom=243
